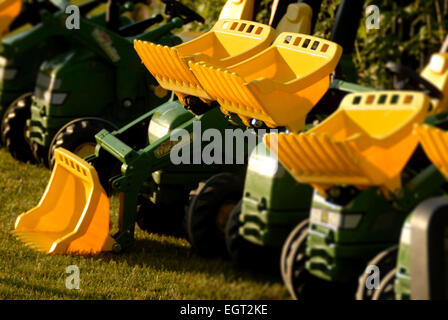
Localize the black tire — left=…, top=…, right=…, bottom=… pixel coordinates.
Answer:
left=30, top=140, right=49, bottom=168
left=48, top=118, right=117, bottom=169
left=372, top=268, right=397, bottom=300
left=1, top=92, right=35, bottom=163
left=185, top=172, right=245, bottom=257
left=225, top=200, right=279, bottom=270
left=280, top=219, right=309, bottom=295
left=282, top=222, right=355, bottom=300
left=136, top=195, right=185, bottom=237
left=356, top=245, right=398, bottom=300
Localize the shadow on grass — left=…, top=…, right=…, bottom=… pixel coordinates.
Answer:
left=96, top=236, right=283, bottom=286
left=0, top=277, right=104, bottom=299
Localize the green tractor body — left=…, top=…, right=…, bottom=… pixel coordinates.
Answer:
left=25, top=9, right=183, bottom=164
left=238, top=80, right=374, bottom=252
left=0, top=1, right=112, bottom=117
left=306, top=188, right=405, bottom=283
left=240, top=143, right=313, bottom=248
left=305, top=155, right=446, bottom=288
left=87, top=100, right=250, bottom=251
left=27, top=13, right=181, bottom=152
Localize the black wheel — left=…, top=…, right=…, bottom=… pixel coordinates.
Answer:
left=280, top=219, right=309, bottom=295
left=372, top=268, right=397, bottom=300
left=1, top=92, right=35, bottom=163
left=30, top=140, right=49, bottom=167
left=282, top=222, right=355, bottom=300
left=136, top=195, right=185, bottom=237
left=48, top=118, right=117, bottom=169
left=356, top=245, right=398, bottom=300
left=225, top=200, right=279, bottom=270
left=185, top=172, right=245, bottom=257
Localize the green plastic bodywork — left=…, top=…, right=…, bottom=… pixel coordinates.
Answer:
left=240, top=143, right=313, bottom=247
left=305, top=164, right=446, bottom=283
left=0, top=10, right=110, bottom=117
left=27, top=11, right=183, bottom=148
left=91, top=101, right=248, bottom=252
left=239, top=79, right=374, bottom=249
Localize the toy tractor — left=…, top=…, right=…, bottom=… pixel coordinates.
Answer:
left=354, top=120, right=448, bottom=300
left=20, top=0, right=262, bottom=168
left=0, top=0, right=109, bottom=124
left=25, top=0, right=208, bottom=168
left=11, top=0, right=320, bottom=254
left=263, top=43, right=448, bottom=299
left=131, top=0, right=351, bottom=257
left=217, top=0, right=373, bottom=269
left=0, top=0, right=131, bottom=161
left=356, top=49, right=448, bottom=298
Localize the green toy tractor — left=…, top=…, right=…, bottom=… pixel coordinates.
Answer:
left=358, top=77, right=448, bottom=299
left=1, top=0, right=189, bottom=164
left=222, top=0, right=373, bottom=270
left=0, top=0, right=130, bottom=161
left=28, top=0, right=206, bottom=168
left=263, top=44, right=448, bottom=299
left=11, top=0, right=323, bottom=254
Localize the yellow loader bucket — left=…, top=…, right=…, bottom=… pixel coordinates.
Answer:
left=189, top=33, right=342, bottom=132
left=13, top=148, right=115, bottom=254
left=0, top=0, right=21, bottom=36
left=414, top=124, right=448, bottom=180
left=264, top=91, right=429, bottom=192
left=134, top=19, right=275, bottom=101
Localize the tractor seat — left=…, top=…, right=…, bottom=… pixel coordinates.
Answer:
left=264, top=91, right=429, bottom=193
left=134, top=19, right=275, bottom=102
left=414, top=124, right=448, bottom=180
left=219, top=0, right=254, bottom=20
left=275, top=3, right=312, bottom=36
left=189, top=33, right=342, bottom=132
left=420, top=53, right=448, bottom=113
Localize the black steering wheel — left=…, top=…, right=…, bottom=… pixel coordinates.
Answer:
left=386, top=61, right=443, bottom=100
left=162, top=0, right=205, bottom=24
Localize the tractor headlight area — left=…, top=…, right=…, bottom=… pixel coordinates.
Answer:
left=34, top=87, right=68, bottom=106
left=310, top=207, right=363, bottom=230
left=0, top=56, right=18, bottom=81
left=0, top=67, right=18, bottom=80
left=247, top=152, right=281, bottom=177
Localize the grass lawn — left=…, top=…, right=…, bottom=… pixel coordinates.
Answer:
left=0, top=149, right=289, bottom=299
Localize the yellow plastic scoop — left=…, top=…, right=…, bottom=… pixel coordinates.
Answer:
left=13, top=148, right=115, bottom=254
left=414, top=124, right=448, bottom=180
left=0, top=0, right=21, bottom=36
left=189, top=33, right=342, bottom=132
left=134, top=19, right=275, bottom=102
left=264, top=91, right=429, bottom=192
